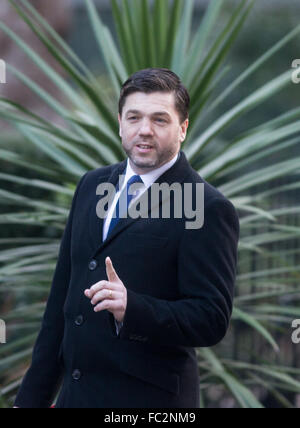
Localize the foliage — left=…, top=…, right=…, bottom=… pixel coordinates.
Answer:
left=1, top=0, right=300, bottom=408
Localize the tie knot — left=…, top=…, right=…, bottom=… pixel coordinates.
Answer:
left=126, top=175, right=144, bottom=197
left=127, top=175, right=143, bottom=186
left=106, top=175, right=144, bottom=238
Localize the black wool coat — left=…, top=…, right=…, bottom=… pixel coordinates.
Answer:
left=15, top=150, right=240, bottom=408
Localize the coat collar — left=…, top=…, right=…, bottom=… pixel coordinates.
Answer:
left=89, top=150, right=193, bottom=257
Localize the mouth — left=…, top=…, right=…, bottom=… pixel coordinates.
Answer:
left=135, top=144, right=154, bottom=153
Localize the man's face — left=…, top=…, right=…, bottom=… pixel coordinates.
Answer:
left=118, top=91, right=189, bottom=174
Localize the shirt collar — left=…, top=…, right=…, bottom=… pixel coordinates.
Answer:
left=124, top=151, right=180, bottom=190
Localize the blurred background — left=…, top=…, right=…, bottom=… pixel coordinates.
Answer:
left=0, top=0, right=300, bottom=408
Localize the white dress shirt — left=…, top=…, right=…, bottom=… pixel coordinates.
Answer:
left=102, top=151, right=180, bottom=335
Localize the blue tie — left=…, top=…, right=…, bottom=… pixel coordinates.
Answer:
left=107, top=175, right=144, bottom=238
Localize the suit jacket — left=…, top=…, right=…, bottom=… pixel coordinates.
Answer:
left=14, top=150, right=240, bottom=408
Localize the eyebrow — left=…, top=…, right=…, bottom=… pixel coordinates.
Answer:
left=125, top=110, right=171, bottom=118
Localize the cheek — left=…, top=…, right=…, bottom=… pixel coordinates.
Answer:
left=121, top=130, right=132, bottom=142
left=163, top=129, right=179, bottom=142
left=123, top=126, right=138, bottom=139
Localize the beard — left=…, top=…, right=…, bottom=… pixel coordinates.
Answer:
left=122, top=142, right=178, bottom=171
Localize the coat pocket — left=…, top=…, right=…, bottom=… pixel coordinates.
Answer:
left=120, top=349, right=180, bottom=395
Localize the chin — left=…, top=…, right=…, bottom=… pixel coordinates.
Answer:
left=132, top=155, right=157, bottom=167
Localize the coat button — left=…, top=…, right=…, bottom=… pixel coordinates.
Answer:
left=88, top=259, right=98, bottom=271
left=72, top=369, right=81, bottom=381
left=75, top=315, right=84, bottom=326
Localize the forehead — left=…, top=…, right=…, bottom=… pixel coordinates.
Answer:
left=122, top=92, right=177, bottom=116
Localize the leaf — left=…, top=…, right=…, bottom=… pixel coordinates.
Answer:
left=233, top=307, right=280, bottom=352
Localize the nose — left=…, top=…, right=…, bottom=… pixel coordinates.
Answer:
left=138, top=118, right=154, bottom=137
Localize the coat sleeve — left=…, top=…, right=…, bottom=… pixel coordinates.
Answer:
left=14, top=172, right=87, bottom=408
left=119, top=197, right=240, bottom=347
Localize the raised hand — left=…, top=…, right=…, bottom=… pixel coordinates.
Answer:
left=84, top=257, right=127, bottom=323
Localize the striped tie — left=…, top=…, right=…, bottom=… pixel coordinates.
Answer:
left=107, top=175, right=144, bottom=238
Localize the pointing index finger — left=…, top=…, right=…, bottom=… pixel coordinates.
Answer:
left=106, top=257, right=119, bottom=282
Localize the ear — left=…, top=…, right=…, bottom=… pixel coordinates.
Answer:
left=180, top=118, right=189, bottom=143
left=118, top=113, right=122, bottom=138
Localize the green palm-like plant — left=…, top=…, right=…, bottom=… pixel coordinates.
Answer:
left=1, top=0, right=300, bottom=408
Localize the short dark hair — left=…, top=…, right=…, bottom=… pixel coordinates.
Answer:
left=119, top=68, right=190, bottom=124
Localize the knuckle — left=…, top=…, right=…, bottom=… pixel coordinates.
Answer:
left=92, top=292, right=102, bottom=304
left=91, top=285, right=98, bottom=293
left=96, top=302, right=103, bottom=311
left=97, top=281, right=104, bottom=289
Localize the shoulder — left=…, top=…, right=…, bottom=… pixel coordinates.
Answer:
left=184, top=166, right=234, bottom=208
left=85, top=163, right=117, bottom=181
left=183, top=166, right=239, bottom=234
left=75, top=161, right=123, bottom=188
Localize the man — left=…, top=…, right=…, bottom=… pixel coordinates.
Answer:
left=14, top=68, right=240, bottom=408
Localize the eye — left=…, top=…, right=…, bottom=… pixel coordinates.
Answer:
left=155, top=118, right=167, bottom=123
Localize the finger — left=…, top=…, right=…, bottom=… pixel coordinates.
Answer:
left=94, top=298, right=120, bottom=313
left=85, top=280, right=109, bottom=299
left=91, top=290, right=123, bottom=305
left=85, top=281, right=120, bottom=300
left=106, top=257, right=120, bottom=283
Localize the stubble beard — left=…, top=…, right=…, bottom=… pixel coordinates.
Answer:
left=123, top=143, right=178, bottom=172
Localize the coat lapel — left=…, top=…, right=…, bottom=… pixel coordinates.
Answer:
left=89, top=150, right=192, bottom=257
left=88, top=158, right=127, bottom=253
